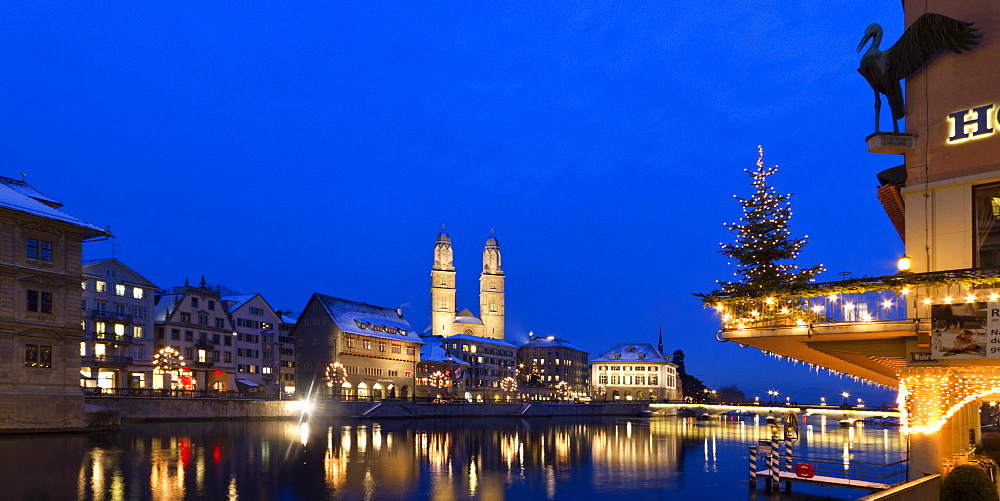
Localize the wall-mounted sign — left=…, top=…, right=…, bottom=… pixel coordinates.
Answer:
left=910, top=352, right=938, bottom=363
left=949, top=104, right=996, bottom=142
left=931, top=301, right=1000, bottom=359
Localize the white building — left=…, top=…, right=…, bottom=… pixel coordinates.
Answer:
left=223, top=293, right=283, bottom=393
left=81, top=259, right=157, bottom=389
left=591, top=343, right=681, bottom=401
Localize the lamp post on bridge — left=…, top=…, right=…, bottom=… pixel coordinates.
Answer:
left=767, top=390, right=778, bottom=403
left=842, top=391, right=850, bottom=408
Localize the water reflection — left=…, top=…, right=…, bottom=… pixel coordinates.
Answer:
left=0, top=416, right=905, bottom=500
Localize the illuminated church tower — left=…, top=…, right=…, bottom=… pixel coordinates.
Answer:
left=430, top=229, right=456, bottom=337
left=479, top=233, right=505, bottom=340
left=429, top=230, right=506, bottom=341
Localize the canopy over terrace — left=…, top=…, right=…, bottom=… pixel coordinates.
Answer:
left=704, top=268, right=1000, bottom=388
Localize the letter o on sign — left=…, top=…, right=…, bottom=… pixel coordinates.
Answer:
left=795, top=463, right=815, bottom=478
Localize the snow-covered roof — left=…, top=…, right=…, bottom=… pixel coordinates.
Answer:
left=591, top=343, right=672, bottom=364
left=521, top=336, right=587, bottom=353
left=83, top=259, right=158, bottom=289
left=0, top=176, right=103, bottom=235
left=420, top=341, right=470, bottom=365
left=152, top=294, right=181, bottom=322
left=442, top=333, right=516, bottom=349
left=222, top=294, right=259, bottom=314
left=278, top=311, right=298, bottom=324
left=0, top=176, right=62, bottom=207
left=454, top=308, right=483, bottom=324
left=314, top=294, right=423, bottom=345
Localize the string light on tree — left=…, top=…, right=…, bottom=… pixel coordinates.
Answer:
left=429, top=370, right=447, bottom=388
left=501, top=376, right=517, bottom=393
left=325, top=362, right=346, bottom=387
left=716, top=146, right=825, bottom=296
left=153, top=346, right=184, bottom=374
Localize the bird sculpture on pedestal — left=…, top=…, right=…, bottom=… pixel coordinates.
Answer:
left=857, top=13, right=981, bottom=134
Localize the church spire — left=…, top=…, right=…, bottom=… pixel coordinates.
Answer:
left=658, top=321, right=664, bottom=355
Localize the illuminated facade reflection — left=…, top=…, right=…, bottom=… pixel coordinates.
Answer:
left=0, top=416, right=906, bottom=500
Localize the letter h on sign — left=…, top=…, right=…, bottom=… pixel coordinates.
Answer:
left=949, top=104, right=995, bottom=141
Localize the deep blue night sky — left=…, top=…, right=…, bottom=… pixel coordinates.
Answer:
left=0, top=2, right=910, bottom=404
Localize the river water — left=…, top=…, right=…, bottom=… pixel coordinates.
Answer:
left=0, top=415, right=906, bottom=500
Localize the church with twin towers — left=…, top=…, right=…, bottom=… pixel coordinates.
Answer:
left=430, top=229, right=505, bottom=341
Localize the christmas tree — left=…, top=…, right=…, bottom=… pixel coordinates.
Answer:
left=717, top=146, right=824, bottom=295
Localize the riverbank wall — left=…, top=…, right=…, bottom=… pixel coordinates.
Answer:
left=81, top=397, right=661, bottom=423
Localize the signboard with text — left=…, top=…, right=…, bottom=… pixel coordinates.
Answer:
left=931, top=301, right=1000, bottom=359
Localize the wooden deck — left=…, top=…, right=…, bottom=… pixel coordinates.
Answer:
left=755, top=470, right=891, bottom=491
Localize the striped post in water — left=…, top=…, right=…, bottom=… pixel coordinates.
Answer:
left=749, top=446, right=757, bottom=488
left=770, top=433, right=780, bottom=492
left=783, top=438, right=793, bottom=492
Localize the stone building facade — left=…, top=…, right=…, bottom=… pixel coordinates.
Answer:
left=294, top=294, right=422, bottom=400
left=153, top=280, right=237, bottom=390
left=591, top=343, right=681, bottom=402
left=517, top=335, right=590, bottom=398
left=0, top=175, right=104, bottom=431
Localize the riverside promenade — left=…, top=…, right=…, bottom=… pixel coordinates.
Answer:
left=78, top=395, right=655, bottom=427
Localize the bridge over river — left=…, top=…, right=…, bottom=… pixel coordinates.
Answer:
left=648, top=403, right=899, bottom=424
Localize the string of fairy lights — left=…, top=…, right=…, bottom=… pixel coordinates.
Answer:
left=701, top=149, right=1000, bottom=435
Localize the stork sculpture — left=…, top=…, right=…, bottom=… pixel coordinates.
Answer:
left=857, top=13, right=980, bottom=134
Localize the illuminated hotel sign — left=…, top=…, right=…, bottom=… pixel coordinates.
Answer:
left=948, top=104, right=995, bottom=142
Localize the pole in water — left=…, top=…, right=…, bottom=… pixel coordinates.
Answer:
left=770, top=433, right=780, bottom=493
left=749, top=446, right=757, bottom=489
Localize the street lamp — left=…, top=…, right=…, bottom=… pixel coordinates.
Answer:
left=842, top=391, right=850, bottom=407
left=767, top=390, right=778, bottom=403
left=820, top=396, right=826, bottom=406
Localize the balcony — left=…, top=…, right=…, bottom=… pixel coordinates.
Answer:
left=83, top=355, right=133, bottom=366
left=91, top=310, right=132, bottom=322
left=194, top=339, right=216, bottom=350
left=703, top=268, right=1000, bottom=386
left=92, top=332, right=135, bottom=344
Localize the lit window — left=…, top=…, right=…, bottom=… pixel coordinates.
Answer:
left=96, top=281, right=107, bottom=292
left=115, top=284, right=126, bottom=296
left=81, top=281, right=86, bottom=290
left=114, top=324, right=125, bottom=337
left=133, top=326, right=144, bottom=339
left=80, top=342, right=86, bottom=356
left=198, top=349, right=207, bottom=363
left=132, top=288, right=144, bottom=299
left=24, top=344, right=52, bottom=368
left=95, top=322, right=106, bottom=334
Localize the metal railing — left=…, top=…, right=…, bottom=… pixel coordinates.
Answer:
left=711, top=268, right=1000, bottom=331
left=92, top=332, right=136, bottom=344
left=857, top=474, right=940, bottom=501
left=83, top=387, right=289, bottom=400
left=82, top=355, right=133, bottom=365
left=91, top=310, right=133, bottom=322
left=788, top=453, right=909, bottom=488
